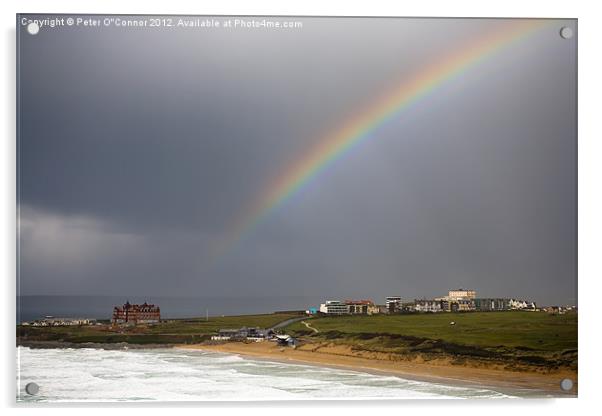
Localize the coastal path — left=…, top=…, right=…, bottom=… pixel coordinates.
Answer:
left=301, top=321, right=319, bottom=333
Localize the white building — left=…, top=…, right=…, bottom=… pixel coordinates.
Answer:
left=414, top=300, right=443, bottom=313
left=509, top=299, right=537, bottom=310
left=31, top=317, right=96, bottom=326
left=319, top=300, right=349, bottom=315
left=385, top=296, right=402, bottom=313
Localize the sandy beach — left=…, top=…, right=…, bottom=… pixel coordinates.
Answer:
left=178, top=341, right=577, bottom=397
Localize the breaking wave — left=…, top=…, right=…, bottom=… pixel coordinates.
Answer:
left=17, top=346, right=520, bottom=402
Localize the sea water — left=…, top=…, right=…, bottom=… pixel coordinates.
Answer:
left=16, top=346, right=537, bottom=402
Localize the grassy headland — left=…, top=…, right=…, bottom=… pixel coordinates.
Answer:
left=285, top=311, right=577, bottom=373
left=17, top=313, right=300, bottom=346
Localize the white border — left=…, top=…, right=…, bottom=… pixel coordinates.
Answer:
left=2, top=0, right=600, bottom=414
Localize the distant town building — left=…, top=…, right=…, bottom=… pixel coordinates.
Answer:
left=211, top=327, right=273, bottom=342
left=367, top=303, right=381, bottom=315
left=474, top=298, right=511, bottom=311
left=401, top=302, right=416, bottom=313
left=508, top=299, right=537, bottom=310
left=377, top=304, right=390, bottom=314
left=29, top=317, right=96, bottom=327
left=306, top=307, right=319, bottom=315
left=318, top=300, right=380, bottom=315
left=428, top=298, right=476, bottom=312
left=432, top=288, right=477, bottom=312
left=112, top=301, right=160, bottom=325
left=454, top=298, right=476, bottom=312
left=315, top=290, right=539, bottom=316
left=414, top=299, right=444, bottom=313
left=274, top=334, right=299, bottom=347
left=543, top=306, right=561, bottom=315
left=319, top=300, right=349, bottom=315
left=543, top=305, right=575, bottom=315
left=345, top=300, right=379, bottom=315
left=448, top=289, right=476, bottom=300
left=385, top=296, right=402, bottom=313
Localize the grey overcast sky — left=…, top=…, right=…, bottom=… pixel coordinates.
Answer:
left=17, top=16, right=576, bottom=305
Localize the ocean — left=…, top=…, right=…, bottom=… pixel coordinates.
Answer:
left=17, top=295, right=322, bottom=323
left=16, top=346, right=538, bottom=402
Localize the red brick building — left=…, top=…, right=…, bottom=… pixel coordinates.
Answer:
left=112, top=301, right=160, bottom=325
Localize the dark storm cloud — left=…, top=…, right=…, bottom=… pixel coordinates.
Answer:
left=18, top=16, right=576, bottom=305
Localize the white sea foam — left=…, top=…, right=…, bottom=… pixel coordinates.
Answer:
left=17, top=346, right=520, bottom=402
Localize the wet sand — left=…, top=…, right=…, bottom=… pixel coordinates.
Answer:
left=178, top=341, right=577, bottom=397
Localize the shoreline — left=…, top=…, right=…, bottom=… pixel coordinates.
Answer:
left=177, top=341, right=577, bottom=398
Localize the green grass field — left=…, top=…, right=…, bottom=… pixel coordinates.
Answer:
left=285, top=311, right=577, bottom=370
left=287, top=311, right=577, bottom=352
left=17, top=313, right=300, bottom=345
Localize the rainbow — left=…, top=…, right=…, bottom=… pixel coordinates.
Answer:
left=214, top=19, right=551, bottom=259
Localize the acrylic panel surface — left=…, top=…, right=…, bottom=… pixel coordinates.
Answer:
left=17, top=15, right=577, bottom=401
